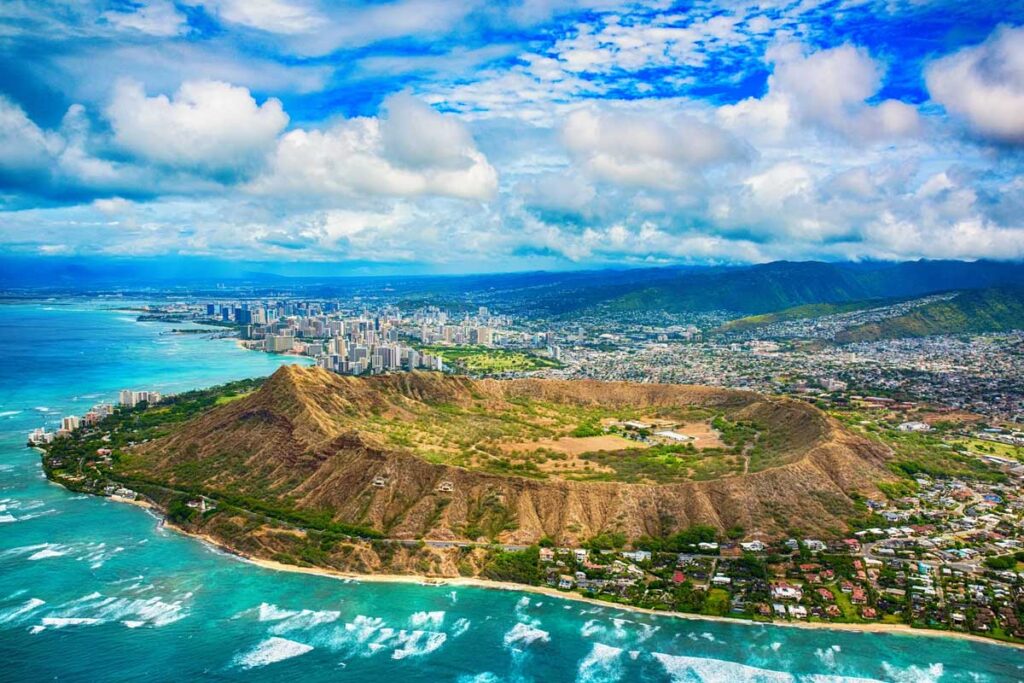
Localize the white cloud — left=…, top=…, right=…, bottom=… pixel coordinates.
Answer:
left=517, top=171, right=596, bottom=215
left=106, top=79, right=288, bottom=176
left=743, top=161, right=814, bottom=207
left=720, top=43, right=920, bottom=143
left=250, top=96, right=497, bottom=201
left=193, top=0, right=326, bottom=34
left=561, top=106, right=749, bottom=189
left=380, top=93, right=477, bottom=170
left=103, top=0, right=188, bottom=37
left=926, top=25, right=1024, bottom=145
left=0, top=96, right=60, bottom=178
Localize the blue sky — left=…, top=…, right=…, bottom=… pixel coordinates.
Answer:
left=0, top=0, right=1022, bottom=273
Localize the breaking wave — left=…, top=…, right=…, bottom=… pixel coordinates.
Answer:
left=234, top=637, right=314, bottom=669
left=503, top=622, right=550, bottom=649
left=576, top=643, right=624, bottom=683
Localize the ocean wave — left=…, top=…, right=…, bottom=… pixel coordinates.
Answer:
left=3, top=542, right=52, bottom=556
left=270, top=609, right=340, bottom=634
left=234, top=637, right=314, bottom=669
left=390, top=630, right=448, bottom=660
left=880, top=663, right=944, bottom=683
left=0, top=410, right=21, bottom=418
left=576, top=643, right=624, bottom=683
left=583, top=616, right=661, bottom=645
left=409, top=610, right=445, bottom=628
left=450, top=617, right=471, bottom=638
left=238, top=602, right=341, bottom=634
left=41, top=616, right=102, bottom=629
left=0, top=598, right=46, bottom=626
left=316, top=615, right=448, bottom=661
left=503, top=622, right=550, bottom=650
left=653, top=652, right=795, bottom=682
left=27, top=543, right=72, bottom=560
left=814, top=645, right=841, bottom=670
left=0, top=514, right=16, bottom=524
left=33, top=590, right=190, bottom=632
left=653, top=652, right=886, bottom=683
left=457, top=673, right=500, bottom=683
left=15, top=509, right=59, bottom=522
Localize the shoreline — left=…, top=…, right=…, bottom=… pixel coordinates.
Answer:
left=150, top=512, right=1024, bottom=652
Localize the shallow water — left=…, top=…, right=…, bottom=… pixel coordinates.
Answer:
left=0, top=301, right=1021, bottom=681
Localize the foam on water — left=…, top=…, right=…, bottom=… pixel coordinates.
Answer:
left=390, top=629, right=448, bottom=660
left=234, top=637, right=314, bottom=669
left=457, top=674, right=500, bottom=683
left=27, top=544, right=71, bottom=560
left=880, top=662, right=944, bottom=683
left=41, top=617, right=102, bottom=629
left=0, top=514, right=15, bottom=523
left=450, top=617, right=471, bottom=638
left=576, top=642, right=624, bottom=683
left=653, top=652, right=796, bottom=682
left=503, top=622, right=551, bottom=649
left=814, top=645, right=841, bottom=669
left=35, top=589, right=191, bottom=631
left=409, top=610, right=445, bottom=628
left=0, top=598, right=45, bottom=625
left=246, top=602, right=341, bottom=633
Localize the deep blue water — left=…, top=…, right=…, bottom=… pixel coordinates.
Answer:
left=0, top=301, right=1021, bottom=682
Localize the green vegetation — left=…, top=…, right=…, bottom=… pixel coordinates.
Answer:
left=836, top=287, right=1024, bottom=343
left=583, top=531, right=627, bottom=550
left=984, top=552, right=1024, bottom=570
left=635, top=524, right=719, bottom=552
left=831, top=411, right=1007, bottom=484
left=418, top=345, right=562, bottom=374
left=718, top=299, right=893, bottom=333
left=482, top=545, right=542, bottom=584
left=38, top=377, right=388, bottom=541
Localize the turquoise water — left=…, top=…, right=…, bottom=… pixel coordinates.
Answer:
left=0, top=302, right=1021, bottom=682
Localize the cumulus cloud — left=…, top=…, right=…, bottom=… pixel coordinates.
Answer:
left=250, top=95, right=497, bottom=200
left=106, top=79, right=288, bottom=177
left=380, top=93, right=478, bottom=170
left=517, top=171, right=596, bottom=217
left=926, top=25, right=1024, bottom=145
left=720, top=43, right=920, bottom=142
left=0, top=96, right=60, bottom=180
left=561, top=107, right=750, bottom=189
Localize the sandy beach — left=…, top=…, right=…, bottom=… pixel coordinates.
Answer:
left=147, top=510, right=1024, bottom=652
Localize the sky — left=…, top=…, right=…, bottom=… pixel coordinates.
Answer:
left=0, top=0, right=1023, bottom=274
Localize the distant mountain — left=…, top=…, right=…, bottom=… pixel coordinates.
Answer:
left=595, top=261, right=1024, bottom=316
left=835, top=287, right=1024, bottom=343
left=716, top=299, right=895, bottom=333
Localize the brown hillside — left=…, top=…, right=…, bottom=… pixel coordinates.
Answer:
left=123, top=365, right=894, bottom=543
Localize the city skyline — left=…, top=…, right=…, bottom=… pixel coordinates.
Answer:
left=0, top=1, right=1023, bottom=274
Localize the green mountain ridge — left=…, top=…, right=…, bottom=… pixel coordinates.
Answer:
left=587, top=261, right=1024, bottom=316
left=835, top=287, right=1024, bottom=343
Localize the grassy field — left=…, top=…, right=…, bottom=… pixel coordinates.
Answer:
left=953, top=438, right=1023, bottom=461
left=419, top=345, right=562, bottom=374
left=357, top=396, right=755, bottom=483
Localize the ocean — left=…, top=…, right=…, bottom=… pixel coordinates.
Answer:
left=0, top=300, right=1020, bottom=682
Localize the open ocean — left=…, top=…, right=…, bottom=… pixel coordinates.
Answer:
left=0, top=300, right=1021, bottom=682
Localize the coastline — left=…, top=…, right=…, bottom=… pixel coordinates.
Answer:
left=151, top=512, right=1024, bottom=652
